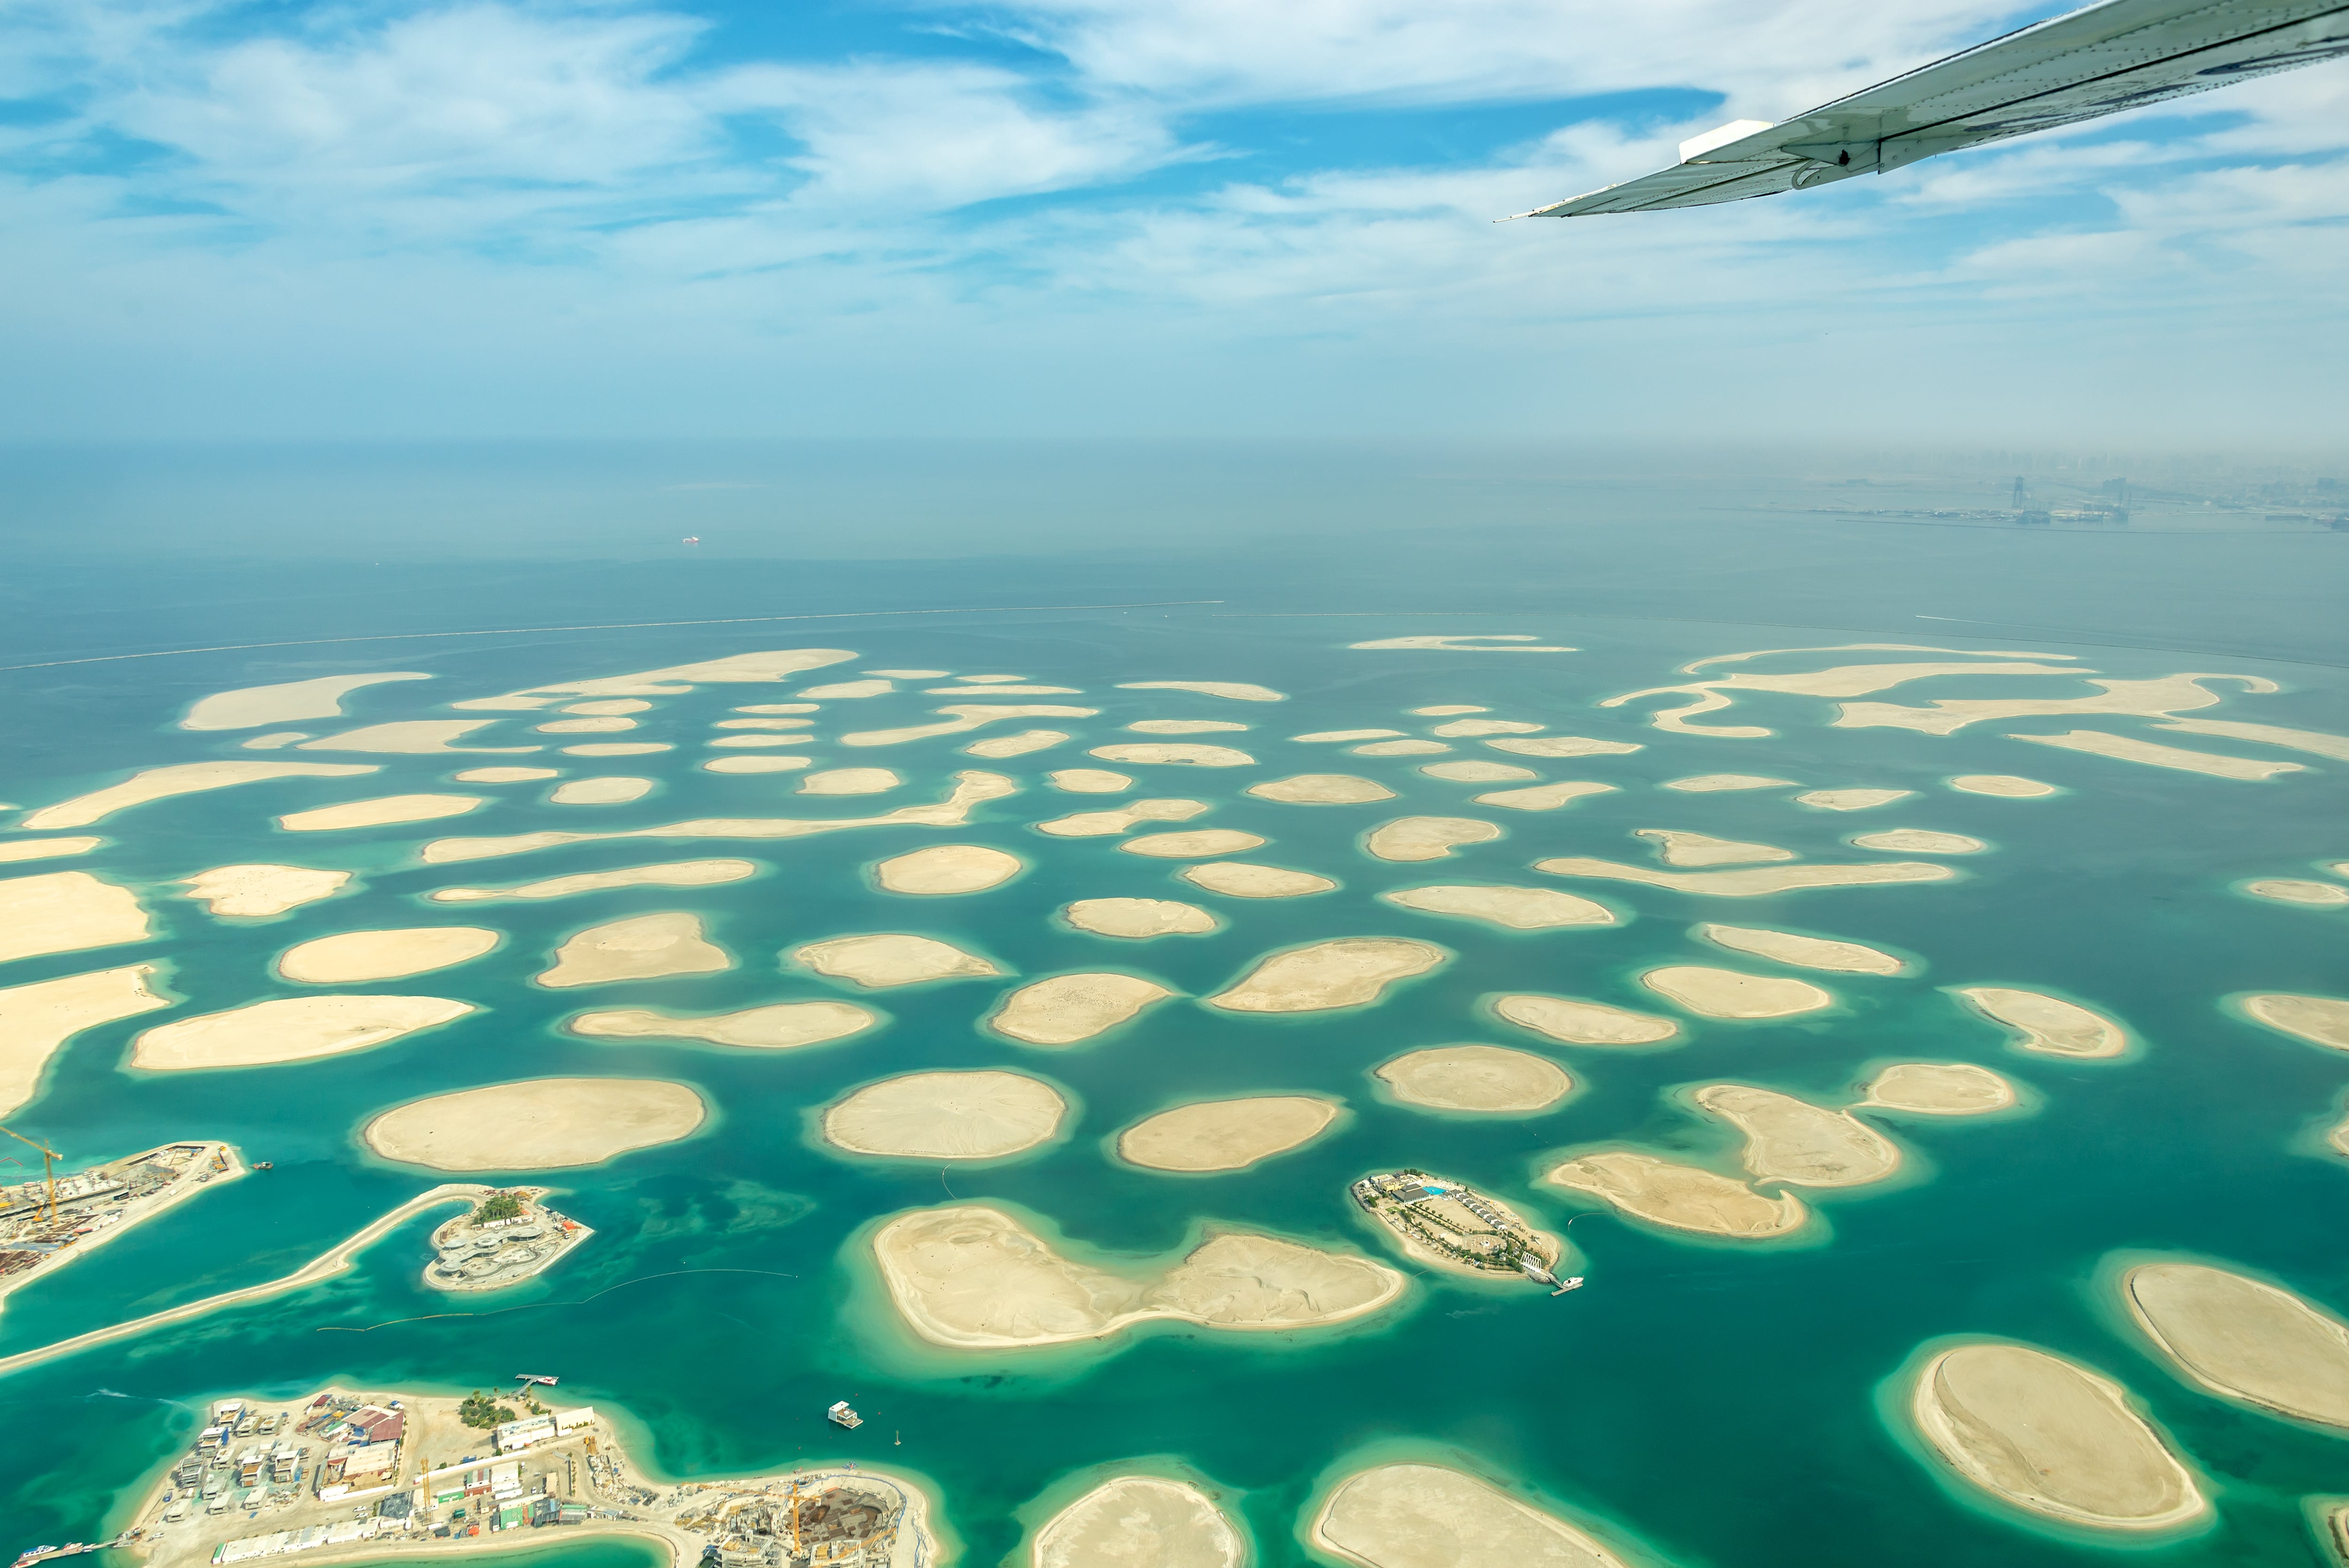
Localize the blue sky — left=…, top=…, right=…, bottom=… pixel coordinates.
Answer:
left=5, top=0, right=2346, bottom=443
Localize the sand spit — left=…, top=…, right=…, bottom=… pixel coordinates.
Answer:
left=364, top=1077, right=706, bottom=1170
left=1118, top=1095, right=1338, bottom=1172
left=1635, top=829, right=1794, bottom=867
left=1851, top=829, right=1985, bottom=854
left=1908, top=1342, right=2208, bottom=1531
left=418, top=770, right=1018, bottom=863
left=1248, top=774, right=1395, bottom=804
left=1695, top=1085, right=1898, bottom=1186
left=968, top=730, right=1070, bottom=758
left=1378, top=884, right=1614, bottom=931
left=1495, top=994, right=1679, bottom=1047
left=1064, top=898, right=1218, bottom=938
left=1956, top=986, right=2127, bottom=1058
left=428, top=859, right=756, bottom=903
left=803, top=768, right=900, bottom=795
left=1859, top=1062, right=2016, bottom=1115
left=2240, top=994, right=2349, bottom=1051
left=2246, top=880, right=2349, bottom=906
left=277, top=927, right=498, bottom=983
left=990, top=973, right=1174, bottom=1045
left=538, top=913, right=731, bottom=988
left=0, top=965, right=171, bottom=1116
left=1697, top=924, right=1904, bottom=975
left=1050, top=768, right=1131, bottom=792
left=826, top=1070, right=1066, bottom=1160
left=1366, top=817, right=1501, bottom=862
left=1950, top=774, right=2056, bottom=797
left=1642, top=966, right=1834, bottom=1019
left=875, top=845, right=1023, bottom=894
left=702, top=755, right=811, bottom=773
left=551, top=777, right=653, bottom=805
left=2012, top=729, right=2302, bottom=780
left=1090, top=744, right=1257, bottom=768
left=1797, top=789, right=1912, bottom=811
left=869, top=1203, right=1401, bottom=1350
left=455, top=766, right=560, bottom=783
left=846, top=704, right=1095, bottom=748
left=1122, top=830, right=1267, bottom=858
left=22, top=761, right=379, bottom=830
left=0, top=871, right=150, bottom=964
left=1375, top=1045, right=1570, bottom=1114
left=182, top=672, right=431, bottom=731
left=1208, top=939, right=1445, bottom=1013
left=1663, top=774, right=1798, bottom=792
left=1130, top=719, right=1248, bottom=733
left=0, top=837, right=100, bottom=863
left=133, top=995, right=474, bottom=1071
left=1036, top=800, right=1210, bottom=837
left=796, top=933, right=1001, bottom=988
left=1117, top=681, right=1286, bottom=701
left=177, top=864, right=351, bottom=917
left=1533, top=857, right=1954, bottom=896
left=1475, top=781, right=1617, bottom=812
left=299, top=720, right=540, bottom=754
left=1431, top=719, right=1543, bottom=737
left=2124, top=1262, right=2349, bottom=1428
left=1179, top=862, right=1336, bottom=898
left=1545, top=1150, right=1806, bottom=1237
left=1313, top=1461, right=1627, bottom=1568
left=1350, top=740, right=1450, bottom=756
left=1294, top=730, right=1405, bottom=743
left=1034, top=1475, right=1243, bottom=1568
left=1485, top=736, right=1643, bottom=758
left=568, top=1002, right=875, bottom=1050
left=279, top=793, right=484, bottom=831
left=1420, top=761, right=1535, bottom=782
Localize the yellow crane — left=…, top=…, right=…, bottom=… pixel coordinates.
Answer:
left=0, top=1124, right=61, bottom=1223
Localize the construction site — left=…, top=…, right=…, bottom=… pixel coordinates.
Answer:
left=0, top=1139, right=239, bottom=1302
left=1352, top=1169, right=1576, bottom=1290
left=423, top=1190, right=591, bottom=1292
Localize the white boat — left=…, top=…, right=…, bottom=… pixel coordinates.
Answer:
left=1551, top=1276, right=1586, bottom=1296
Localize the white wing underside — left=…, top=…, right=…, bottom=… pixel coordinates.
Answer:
left=1521, top=0, right=2349, bottom=217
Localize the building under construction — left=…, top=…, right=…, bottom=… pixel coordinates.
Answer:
left=675, top=1479, right=903, bottom=1567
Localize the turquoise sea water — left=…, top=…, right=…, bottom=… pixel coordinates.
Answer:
left=3, top=459, right=2347, bottom=1567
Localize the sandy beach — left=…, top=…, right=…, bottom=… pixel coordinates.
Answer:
left=1063, top=897, right=1218, bottom=937
left=1375, top=1045, right=1570, bottom=1113
left=824, top=1070, right=1067, bottom=1159
left=538, top=912, right=732, bottom=987
left=301, top=719, right=541, bottom=754
left=276, top=926, right=499, bottom=983
left=1377, top=884, right=1614, bottom=930
left=989, top=972, right=1174, bottom=1044
left=1179, top=861, right=1336, bottom=898
left=22, top=760, right=378, bottom=829
left=1116, top=1095, right=1338, bottom=1171
left=1693, top=1084, right=1900, bottom=1186
left=0, top=869, right=151, bottom=963
left=1641, top=965, right=1834, bottom=1018
left=1128, top=718, right=1246, bottom=732
left=845, top=704, right=1095, bottom=747
left=0, top=963, right=172, bottom=1115
left=1247, top=774, right=1395, bottom=803
left=2122, top=1261, right=2349, bottom=1428
left=177, top=863, right=352, bottom=916
left=703, top=754, right=810, bottom=772
left=1207, top=939, right=1445, bottom=1012
left=1484, top=736, right=1641, bottom=757
left=1954, top=986, right=2127, bottom=1057
left=1493, top=994, right=1679, bottom=1046
left=568, top=1001, right=876, bottom=1049
left=1311, top=1461, right=1630, bottom=1568
left=794, top=932, right=1001, bottom=986
left=1033, top=1475, right=1243, bottom=1568
left=1544, top=1149, right=1807, bottom=1237
left=874, top=844, right=1023, bottom=893
left=1697, top=924, right=1904, bottom=974
left=1350, top=739, right=1449, bottom=755
left=363, top=1076, right=707, bottom=1170
left=1428, top=718, right=1541, bottom=737
left=133, top=994, right=474, bottom=1070
left=2244, top=879, right=2349, bottom=905
left=1364, top=816, right=1501, bottom=862
left=428, top=858, right=756, bottom=902
left=1858, top=1062, right=2015, bottom=1114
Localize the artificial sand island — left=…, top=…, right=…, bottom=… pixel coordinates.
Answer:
left=1954, top=986, right=2128, bottom=1057
left=1544, top=1150, right=1807, bottom=1238
left=868, top=1203, right=1402, bottom=1350
left=0, top=964, right=172, bottom=1115
left=568, top=1001, right=877, bottom=1050
left=538, top=912, right=732, bottom=987
left=1949, top=774, right=2057, bottom=796
left=2121, top=1261, right=2349, bottom=1428
left=453, top=766, right=561, bottom=782
left=968, top=729, right=1070, bottom=757
left=803, top=768, right=900, bottom=794
left=1419, top=760, right=1534, bottom=782
left=1473, top=780, right=1617, bottom=811
left=1796, top=788, right=1913, bottom=811
left=1485, top=736, right=1640, bottom=758
left=1063, top=897, right=1218, bottom=938
left=181, top=671, right=431, bottom=730
left=1640, top=965, right=1835, bottom=1019
left=1117, top=1096, right=1338, bottom=1171
left=1248, top=775, right=1395, bottom=804
left=1428, top=719, right=1541, bottom=737
left=1122, top=830, right=1268, bottom=858
left=794, top=933, right=1001, bottom=987
left=1127, top=718, right=1245, bottom=732
left=0, top=869, right=151, bottom=963
left=1850, top=829, right=1986, bottom=854
left=1377, top=884, right=1614, bottom=930
left=275, top=926, right=499, bottom=983
left=20, top=760, right=378, bottom=830
left=1207, top=939, right=1445, bottom=1013
left=549, top=776, right=653, bottom=804
left=1493, top=994, right=1679, bottom=1047
left=1857, top=1062, right=2016, bottom=1115
left=1697, top=924, right=1906, bottom=974
left=1692, top=1085, right=1901, bottom=1187
left=1311, top=1461, right=1631, bottom=1568
left=132, top=995, right=475, bottom=1070
left=2245, top=879, right=2349, bottom=906
left=1032, top=1475, right=1243, bottom=1568
left=1116, top=680, right=1285, bottom=701
left=873, top=844, right=1023, bottom=893
left=2013, top=729, right=2300, bottom=780
left=844, top=704, right=1096, bottom=748
left=1634, top=829, right=1792, bottom=867
left=363, top=1076, right=707, bottom=1170
left=278, top=793, right=485, bottom=831
left=0, top=836, right=99, bottom=862
left=1048, top=768, right=1131, bottom=792
left=1364, top=817, right=1501, bottom=862
left=989, top=973, right=1174, bottom=1044
left=1089, top=743, right=1256, bottom=768
left=428, top=858, right=757, bottom=902
left=178, top=863, right=351, bottom=915
left=1661, top=774, right=1797, bottom=792
left=2239, top=994, right=2349, bottom=1051
left=1179, top=862, right=1336, bottom=898
left=1532, top=857, right=1954, bottom=896
left=1035, top=800, right=1209, bottom=837
left=824, top=1070, right=1067, bottom=1160
left=1375, top=1045, right=1571, bottom=1114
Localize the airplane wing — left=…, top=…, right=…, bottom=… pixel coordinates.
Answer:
left=1514, top=0, right=2349, bottom=217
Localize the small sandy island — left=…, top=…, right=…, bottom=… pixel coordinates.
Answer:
left=1118, top=1095, right=1338, bottom=1172
left=1950, top=774, right=2057, bottom=797
left=1858, top=1062, right=2016, bottom=1115
left=1797, top=788, right=1913, bottom=811
left=1493, top=994, right=1679, bottom=1047
left=538, top=912, right=732, bottom=987
left=1129, top=718, right=1247, bottom=733
left=0, top=837, right=99, bottom=863
left=134, top=995, right=474, bottom=1070
left=875, top=844, right=1023, bottom=893
left=1313, top=1461, right=1630, bottom=1568
left=803, top=768, right=901, bottom=794
left=276, top=926, right=499, bottom=983
left=1421, top=760, right=1535, bottom=782
left=968, top=729, right=1070, bottom=757
left=1698, top=924, right=1905, bottom=974
left=0, top=870, right=150, bottom=963
left=2014, top=729, right=2299, bottom=781
left=2240, top=994, right=2349, bottom=1051
left=551, top=776, right=653, bottom=804
left=1850, top=828, right=1986, bottom=854
left=1641, top=965, right=1834, bottom=1019
left=22, top=760, right=377, bottom=830
left=1248, top=775, right=1395, bottom=804
left=1484, top=736, right=1641, bottom=758
left=0, top=964, right=172, bottom=1116
left=1089, top=743, right=1256, bottom=767
left=181, top=671, right=431, bottom=730
left=1365, top=817, right=1501, bottom=862
left=1907, top=1341, right=2208, bottom=1531
left=1064, top=897, right=1218, bottom=938
left=1117, top=680, right=1286, bottom=701
left=1123, top=829, right=1267, bottom=858
left=430, top=858, right=755, bottom=903
left=1378, top=884, right=1613, bottom=930
left=1544, top=1150, right=1807, bottom=1238
left=1532, top=857, right=1954, bottom=896
left=825, top=1070, right=1067, bottom=1160
left=1429, top=719, right=1541, bottom=737
left=454, top=766, right=562, bottom=782
left=990, top=973, right=1174, bottom=1044
left=2245, top=879, right=2349, bottom=906
left=1050, top=768, right=1132, bottom=792
left=279, top=793, right=484, bottom=832
left=1180, top=862, right=1335, bottom=898
left=1634, top=829, right=1793, bottom=867
left=1352, top=739, right=1449, bottom=756
left=1037, top=799, right=1210, bottom=837
left=1207, top=939, right=1445, bottom=1013
left=1693, top=1084, right=1899, bottom=1187
left=568, top=1001, right=876, bottom=1050
left=2123, top=1261, right=2349, bottom=1429
left=364, top=1076, right=707, bottom=1170
left=1376, top=1045, right=1571, bottom=1114
left=870, top=1203, right=1401, bottom=1350
left=1034, top=1475, right=1244, bottom=1568
left=178, top=863, right=353, bottom=916
left=1474, top=781, right=1617, bottom=812
left=796, top=933, right=1002, bottom=987
left=704, top=755, right=810, bottom=773
left=1955, top=986, right=2127, bottom=1057
left=1661, top=774, right=1797, bottom=792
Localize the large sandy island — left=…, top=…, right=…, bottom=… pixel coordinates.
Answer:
left=1858, top=1062, right=2016, bottom=1115
left=0, top=836, right=100, bottom=863
left=1033, top=1475, right=1243, bottom=1568
left=1207, top=939, right=1444, bottom=1013
left=1693, top=1085, right=1899, bottom=1187
left=276, top=926, right=498, bottom=983
left=133, top=994, right=474, bottom=1070
left=2013, top=729, right=2301, bottom=781
left=1473, top=781, right=1617, bottom=812
left=429, top=858, right=756, bottom=903
left=1697, top=924, right=1904, bottom=974
left=1634, top=829, right=1793, bottom=867
left=2239, top=994, right=2349, bottom=1051
left=1378, top=884, right=1614, bottom=930
left=279, top=793, right=485, bottom=831
left=539, top=912, right=731, bottom=987
left=1248, top=774, right=1395, bottom=804
left=990, top=973, right=1174, bottom=1044
left=1493, top=994, right=1679, bottom=1047
left=1179, top=862, right=1336, bottom=898
left=1122, top=829, right=1267, bottom=858
left=23, top=761, right=378, bottom=830
left=1908, top=1341, right=2208, bottom=1531
left=1545, top=1150, right=1807, bottom=1237
left=875, top=844, right=1023, bottom=893
left=0, top=870, right=151, bottom=963
left=182, top=672, right=431, bottom=730
left=177, top=863, right=352, bottom=916
left=365, top=1076, right=706, bottom=1169
left=825, top=1070, right=1066, bottom=1159
left=2123, top=1261, right=2349, bottom=1428
left=1375, top=1045, right=1571, bottom=1113
left=1532, top=857, right=1954, bottom=896
left=1089, top=743, right=1257, bottom=767
left=1954, top=986, right=2127, bottom=1057
left=795, top=932, right=1001, bottom=987
left=1365, top=817, right=1501, bottom=862
left=1036, top=799, right=1209, bottom=837
left=869, top=1203, right=1401, bottom=1350
left=1312, top=1462, right=1629, bottom=1568
left=1118, top=1095, right=1338, bottom=1171
left=1641, top=965, right=1834, bottom=1019
left=0, top=964, right=172, bottom=1116
left=567, top=1001, right=876, bottom=1050
left=1064, top=898, right=1218, bottom=938
left=1661, top=774, right=1798, bottom=792
left=1949, top=774, right=2057, bottom=797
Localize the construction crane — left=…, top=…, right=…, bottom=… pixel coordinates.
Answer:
left=0, top=1124, right=61, bottom=1222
